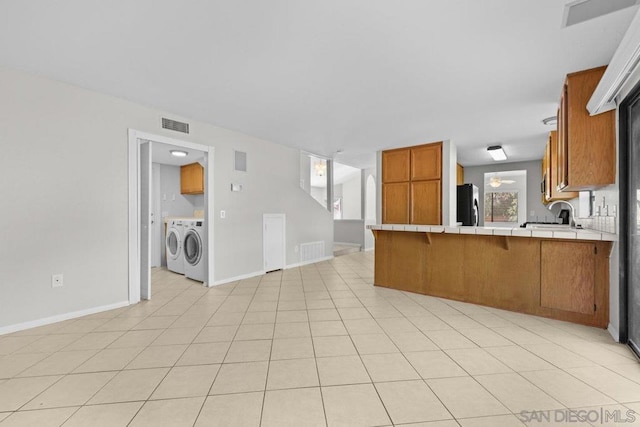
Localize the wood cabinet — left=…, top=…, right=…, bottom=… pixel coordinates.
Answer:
left=541, top=241, right=596, bottom=315
left=180, top=162, right=204, bottom=194
left=542, top=131, right=578, bottom=204
left=557, top=66, right=616, bottom=191
left=381, top=142, right=442, bottom=225
left=456, top=163, right=464, bottom=185
left=373, top=231, right=611, bottom=328
left=382, top=182, right=410, bottom=224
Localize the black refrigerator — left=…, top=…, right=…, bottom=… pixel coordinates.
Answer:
left=457, top=184, right=479, bottom=226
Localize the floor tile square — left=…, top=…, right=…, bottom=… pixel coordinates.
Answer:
left=0, top=375, right=61, bottom=411
left=361, top=353, right=420, bottom=382
left=23, top=372, right=116, bottom=409
left=62, top=401, right=143, bottom=427
left=195, top=392, right=263, bottom=427
left=521, top=369, right=616, bottom=408
left=151, top=364, right=220, bottom=399
left=262, top=387, right=326, bottom=427
left=126, top=344, right=187, bottom=369
left=234, top=323, right=274, bottom=341
left=475, top=372, right=565, bottom=413
left=129, top=396, right=204, bottom=427
left=176, top=342, right=231, bottom=366
left=0, top=407, right=77, bottom=427
left=224, top=340, right=271, bottom=363
left=310, top=321, right=348, bottom=337
left=313, top=335, right=357, bottom=357
left=273, top=322, right=311, bottom=338
left=375, top=380, right=452, bottom=424
left=316, top=355, right=371, bottom=386
left=350, top=333, right=399, bottom=354
left=445, top=348, right=512, bottom=375
left=322, top=384, right=391, bottom=427
left=427, top=376, right=510, bottom=418
left=270, top=337, right=314, bottom=360
left=209, top=361, right=268, bottom=395
left=89, top=367, right=168, bottom=404
left=267, top=358, right=319, bottom=390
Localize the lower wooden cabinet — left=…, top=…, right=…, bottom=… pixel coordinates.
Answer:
left=382, top=182, right=409, bottom=224
left=541, top=241, right=595, bottom=315
left=180, top=162, right=204, bottom=194
left=410, top=180, right=441, bottom=225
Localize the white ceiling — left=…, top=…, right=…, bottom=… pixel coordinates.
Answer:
left=150, top=141, right=205, bottom=167
left=0, top=1, right=636, bottom=168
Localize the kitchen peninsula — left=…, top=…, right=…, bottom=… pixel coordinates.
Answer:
left=369, top=224, right=615, bottom=328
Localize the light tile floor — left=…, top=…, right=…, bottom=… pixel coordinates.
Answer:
left=0, top=251, right=639, bottom=426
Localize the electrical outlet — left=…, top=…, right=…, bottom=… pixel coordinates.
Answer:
left=52, top=274, right=63, bottom=288
left=220, top=210, right=226, bottom=219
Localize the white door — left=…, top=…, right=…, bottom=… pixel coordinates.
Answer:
left=140, top=141, right=152, bottom=300
left=263, top=214, right=285, bottom=272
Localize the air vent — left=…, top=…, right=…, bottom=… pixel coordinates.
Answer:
left=562, top=0, right=639, bottom=28
left=162, top=117, right=190, bottom=134
left=234, top=150, right=247, bottom=172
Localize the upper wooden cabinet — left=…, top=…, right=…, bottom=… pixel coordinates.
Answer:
left=456, top=164, right=464, bottom=185
left=411, top=143, right=441, bottom=180
left=381, top=142, right=442, bottom=225
left=557, top=66, right=616, bottom=191
left=382, top=149, right=410, bottom=183
left=542, top=131, right=578, bottom=204
left=180, top=162, right=204, bottom=194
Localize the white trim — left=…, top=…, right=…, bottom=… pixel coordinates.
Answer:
left=213, top=270, right=266, bottom=286
left=263, top=213, right=286, bottom=272
left=334, top=242, right=361, bottom=248
left=608, top=323, right=620, bottom=342
left=128, top=129, right=215, bottom=300
left=588, top=7, right=640, bottom=114
left=0, top=301, right=130, bottom=336
left=286, top=255, right=334, bottom=269
left=364, top=247, right=375, bottom=252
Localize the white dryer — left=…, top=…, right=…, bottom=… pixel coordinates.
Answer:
left=183, top=219, right=206, bottom=282
left=166, top=219, right=185, bottom=274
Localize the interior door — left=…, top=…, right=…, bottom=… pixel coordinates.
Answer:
left=140, top=141, right=152, bottom=300
left=263, top=214, right=285, bottom=272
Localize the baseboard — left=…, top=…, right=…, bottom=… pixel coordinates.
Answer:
left=334, top=242, right=362, bottom=248
left=364, top=246, right=375, bottom=252
left=0, top=300, right=130, bottom=336
left=608, top=323, right=620, bottom=342
left=286, top=255, right=334, bottom=269
left=213, top=270, right=266, bottom=286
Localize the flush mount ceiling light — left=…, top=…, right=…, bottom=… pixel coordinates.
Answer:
left=542, top=116, right=558, bottom=126
left=170, top=150, right=188, bottom=157
left=487, top=145, right=507, bottom=161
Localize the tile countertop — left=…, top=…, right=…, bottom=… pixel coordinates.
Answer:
left=366, top=224, right=617, bottom=241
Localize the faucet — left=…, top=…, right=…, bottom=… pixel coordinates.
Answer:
left=547, top=200, right=577, bottom=227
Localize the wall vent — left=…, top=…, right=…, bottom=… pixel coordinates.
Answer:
left=300, top=241, right=325, bottom=262
left=162, top=117, right=190, bottom=134
left=234, top=150, right=247, bottom=172
left=562, top=0, right=639, bottom=28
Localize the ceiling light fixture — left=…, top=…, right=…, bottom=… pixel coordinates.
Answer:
left=170, top=150, right=188, bottom=157
left=487, top=145, right=507, bottom=161
left=542, top=116, right=558, bottom=126
left=314, top=161, right=326, bottom=177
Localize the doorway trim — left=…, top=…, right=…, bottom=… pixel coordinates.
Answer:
left=128, top=129, right=215, bottom=304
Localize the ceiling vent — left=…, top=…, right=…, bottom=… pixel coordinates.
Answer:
left=562, top=0, right=640, bottom=28
left=161, top=117, right=190, bottom=134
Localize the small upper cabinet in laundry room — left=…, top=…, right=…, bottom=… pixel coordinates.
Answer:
left=180, top=162, right=204, bottom=194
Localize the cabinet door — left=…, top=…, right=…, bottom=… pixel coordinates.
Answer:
left=542, top=139, right=551, bottom=203
left=181, top=163, right=204, bottom=194
left=382, top=149, right=410, bottom=183
left=557, top=90, right=569, bottom=190
left=549, top=130, right=578, bottom=200
left=541, top=241, right=595, bottom=315
left=382, top=182, right=410, bottom=224
left=410, top=180, right=441, bottom=225
left=411, top=144, right=441, bottom=181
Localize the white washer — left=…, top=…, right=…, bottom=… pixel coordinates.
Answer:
left=166, top=219, right=185, bottom=274
left=183, top=219, right=206, bottom=282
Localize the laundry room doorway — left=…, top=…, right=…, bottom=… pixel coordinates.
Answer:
left=128, top=129, right=215, bottom=304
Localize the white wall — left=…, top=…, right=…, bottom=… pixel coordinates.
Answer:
left=341, top=173, right=362, bottom=220
left=0, top=65, right=333, bottom=330
left=442, top=140, right=457, bottom=226
left=364, top=169, right=377, bottom=250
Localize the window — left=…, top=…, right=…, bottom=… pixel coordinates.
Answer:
left=484, top=192, right=519, bottom=223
